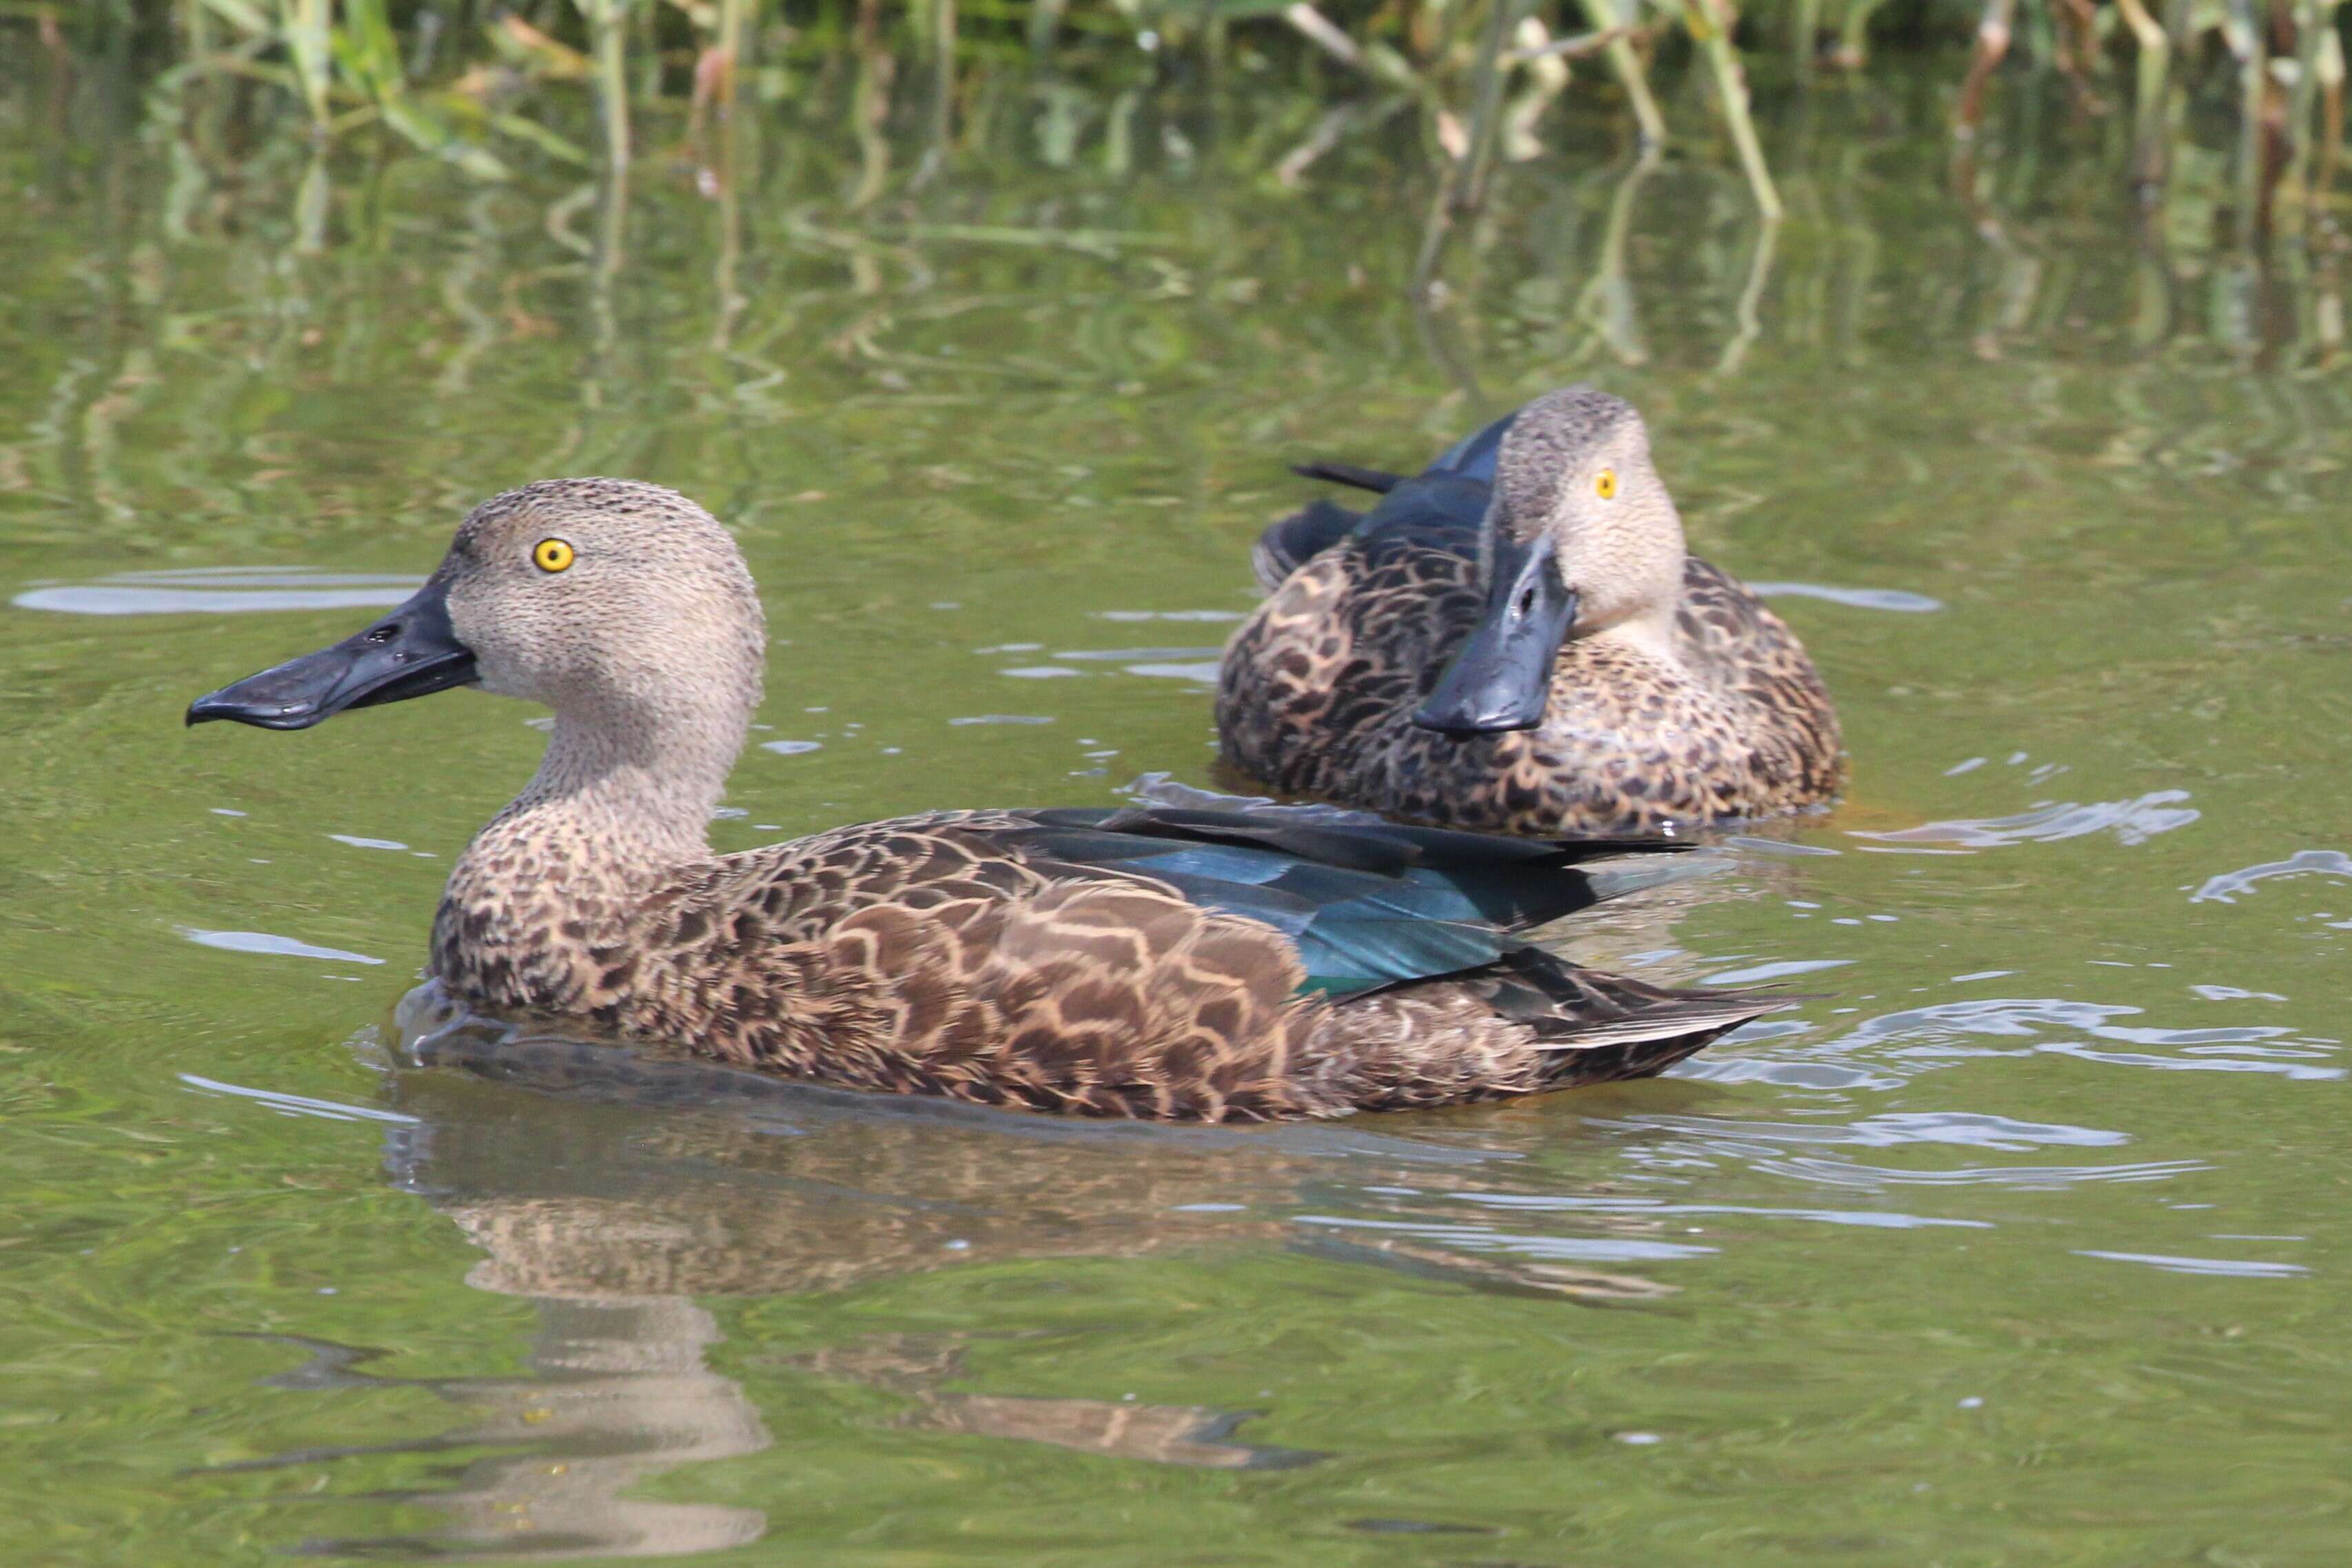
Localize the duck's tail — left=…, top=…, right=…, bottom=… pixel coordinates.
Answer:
left=1486, top=948, right=1790, bottom=1088
left=1288, top=460, right=1405, bottom=493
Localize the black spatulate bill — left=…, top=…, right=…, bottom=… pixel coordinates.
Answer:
left=186, top=578, right=477, bottom=731
left=1411, top=533, right=1579, bottom=737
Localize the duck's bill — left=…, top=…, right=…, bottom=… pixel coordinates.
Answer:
left=1411, top=535, right=1578, bottom=736
left=185, top=579, right=477, bottom=731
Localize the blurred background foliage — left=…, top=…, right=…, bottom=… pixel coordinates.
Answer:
left=8, top=0, right=2351, bottom=566
left=12, top=0, right=2352, bottom=241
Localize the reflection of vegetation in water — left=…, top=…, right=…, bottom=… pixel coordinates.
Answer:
left=6, top=44, right=2349, bottom=575
left=21, top=0, right=2352, bottom=234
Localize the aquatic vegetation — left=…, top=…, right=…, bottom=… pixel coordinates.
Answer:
left=22, top=0, right=2352, bottom=237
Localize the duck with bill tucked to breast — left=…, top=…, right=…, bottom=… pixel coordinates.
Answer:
left=1217, top=386, right=1844, bottom=837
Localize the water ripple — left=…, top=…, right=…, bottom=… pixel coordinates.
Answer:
left=1747, top=582, right=1944, bottom=613
left=1848, top=791, right=2200, bottom=850
left=1049, top=645, right=1226, bottom=662
left=1758, top=1158, right=2210, bottom=1190
left=2036, top=1042, right=2342, bottom=1079
left=15, top=567, right=418, bottom=615
left=179, top=926, right=384, bottom=965
left=1626, top=1109, right=2131, bottom=1151
left=1046, top=645, right=1225, bottom=683
left=1603, top=1105, right=2201, bottom=1190
left=1699, top=957, right=1853, bottom=986
left=2074, top=1250, right=2309, bottom=1279
left=1446, top=1192, right=1992, bottom=1230
left=1682, top=995, right=2322, bottom=1093
left=1292, top=1214, right=1716, bottom=1263
left=2191, top=848, right=2352, bottom=904
left=1790, top=997, right=2345, bottom=1082
left=1674, top=1057, right=1900, bottom=1091
left=180, top=1072, right=418, bottom=1126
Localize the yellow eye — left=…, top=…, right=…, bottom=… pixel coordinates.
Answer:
left=533, top=538, right=574, bottom=573
left=1595, top=469, right=1618, bottom=500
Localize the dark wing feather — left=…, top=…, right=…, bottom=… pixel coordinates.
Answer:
left=1252, top=497, right=1364, bottom=589
left=1257, top=409, right=1519, bottom=587
left=993, top=806, right=1689, bottom=999
left=1348, top=472, right=1491, bottom=558
left=1257, top=469, right=1489, bottom=584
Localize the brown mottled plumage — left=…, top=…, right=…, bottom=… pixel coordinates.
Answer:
left=189, top=478, right=1783, bottom=1121
left=1219, top=388, right=1844, bottom=836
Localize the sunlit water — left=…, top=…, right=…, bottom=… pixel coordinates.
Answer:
left=4, top=48, right=2350, bottom=1567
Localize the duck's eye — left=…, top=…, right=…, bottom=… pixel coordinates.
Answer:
left=532, top=538, right=575, bottom=573
left=1594, top=469, right=1618, bottom=500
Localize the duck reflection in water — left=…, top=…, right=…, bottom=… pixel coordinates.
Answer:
left=212, top=987, right=1707, bottom=1560
left=223, top=1303, right=769, bottom=1561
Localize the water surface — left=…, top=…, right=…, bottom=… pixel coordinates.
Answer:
left=4, top=52, right=2350, bottom=1567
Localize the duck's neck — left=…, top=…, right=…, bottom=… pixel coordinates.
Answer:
left=432, top=702, right=746, bottom=1012
left=1579, top=596, right=1683, bottom=665
left=502, top=710, right=740, bottom=868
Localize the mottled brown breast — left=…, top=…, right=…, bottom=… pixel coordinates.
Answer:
left=1217, top=539, right=1843, bottom=836
left=1217, top=533, right=1481, bottom=795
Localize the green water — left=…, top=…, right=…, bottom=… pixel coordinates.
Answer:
left=6, top=50, right=2351, bottom=1567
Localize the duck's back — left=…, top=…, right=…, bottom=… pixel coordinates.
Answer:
left=1217, top=472, right=1841, bottom=836
left=450, top=805, right=1771, bottom=1121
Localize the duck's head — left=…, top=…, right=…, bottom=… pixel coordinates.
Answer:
left=187, top=479, right=764, bottom=742
left=1413, top=387, right=1684, bottom=737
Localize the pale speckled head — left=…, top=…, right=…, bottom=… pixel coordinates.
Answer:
left=187, top=479, right=764, bottom=749
left=441, top=479, right=764, bottom=723
left=1414, top=387, right=1685, bottom=737
left=1492, top=386, right=1683, bottom=632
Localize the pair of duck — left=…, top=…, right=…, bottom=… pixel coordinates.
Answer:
left=191, top=388, right=1843, bottom=1122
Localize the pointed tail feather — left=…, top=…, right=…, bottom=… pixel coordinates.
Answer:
left=1288, top=460, right=1406, bottom=493
left=1481, top=949, right=1804, bottom=1086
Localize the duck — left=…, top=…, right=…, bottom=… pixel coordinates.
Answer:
left=187, top=478, right=1781, bottom=1121
left=1217, top=386, right=1843, bottom=837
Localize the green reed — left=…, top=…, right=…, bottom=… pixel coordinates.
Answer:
left=17, top=0, right=2352, bottom=237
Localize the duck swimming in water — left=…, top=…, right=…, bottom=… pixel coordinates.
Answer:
left=1218, top=387, right=1843, bottom=837
left=187, top=479, right=1780, bottom=1121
